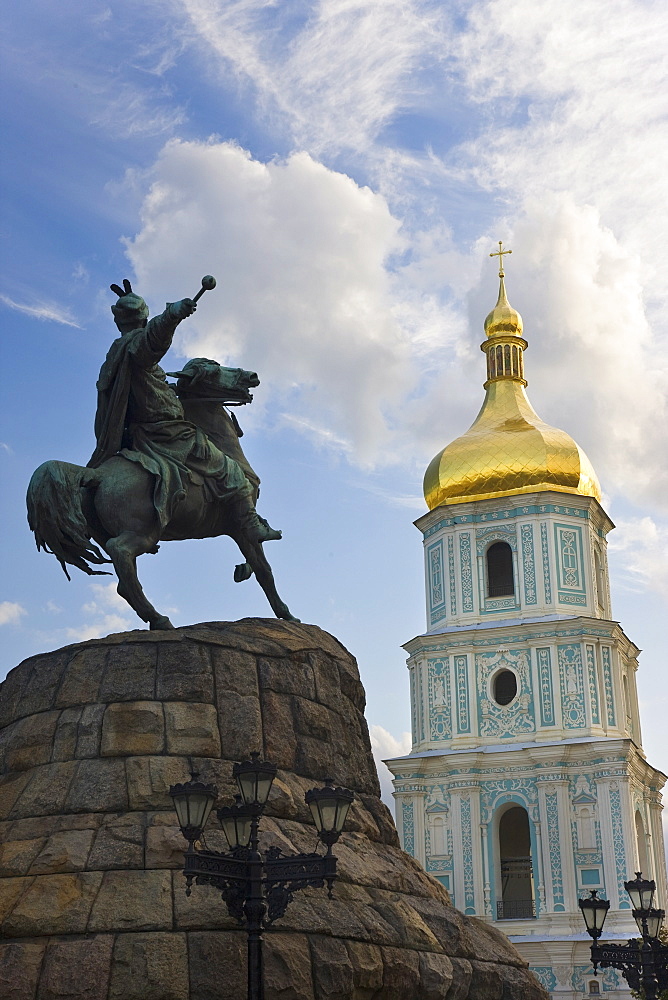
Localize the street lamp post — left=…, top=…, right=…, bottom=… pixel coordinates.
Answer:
left=579, top=873, right=668, bottom=1000
left=170, top=754, right=354, bottom=1000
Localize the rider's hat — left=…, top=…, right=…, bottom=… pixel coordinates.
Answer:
left=110, top=279, right=149, bottom=328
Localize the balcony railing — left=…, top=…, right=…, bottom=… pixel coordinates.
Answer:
left=500, top=857, right=533, bottom=877
left=487, top=584, right=514, bottom=598
left=496, top=899, right=536, bottom=920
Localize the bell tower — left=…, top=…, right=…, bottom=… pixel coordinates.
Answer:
left=386, top=246, right=666, bottom=999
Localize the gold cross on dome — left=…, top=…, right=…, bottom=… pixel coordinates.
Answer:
left=490, top=241, right=512, bottom=277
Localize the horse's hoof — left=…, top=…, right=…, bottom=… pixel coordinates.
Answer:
left=234, top=562, right=253, bottom=583
left=259, top=526, right=282, bottom=542
left=277, top=608, right=301, bottom=622
left=150, top=615, right=175, bottom=630
left=256, top=516, right=282, bottom=542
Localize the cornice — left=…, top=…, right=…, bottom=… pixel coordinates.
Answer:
left=385, top=738, right=666, bottom=788
left=414, top=490, right=615, bottom=537
left=403, top=615, right=640, bottom=659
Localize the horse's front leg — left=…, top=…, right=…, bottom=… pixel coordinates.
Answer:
left=233, top=533, right=300, bottom=622
left=105, top=530, right=174, bottom=630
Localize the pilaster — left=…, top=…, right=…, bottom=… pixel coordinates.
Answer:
left=555, top=780, right=578, bottom=911
left=469, top=786, right=484, bottom=915
left=649, top=798, right=668, bottom=901
left=617, top=776, right=639, bottom=887
left=450, top=792, right=465, bottom=912
left=596, top=780, right=625, bottom=909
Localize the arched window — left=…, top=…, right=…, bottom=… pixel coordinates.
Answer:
left=588, top=982, right=600, bottom=995
left=576, top=807, right=597, bottom=850
left=487, top=542, right=514, bottom=597
left=497, top=805, right=535, bottom=919
left=431, top=815, right=446, bottom=856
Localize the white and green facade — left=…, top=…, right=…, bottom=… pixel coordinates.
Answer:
left=386, top=488, right=666, bottom=999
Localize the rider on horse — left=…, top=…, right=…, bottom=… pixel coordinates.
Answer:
left=89, top=279, right=280, bottom=544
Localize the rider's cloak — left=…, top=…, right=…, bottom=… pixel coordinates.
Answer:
left=88, top=308, right=248, bottom=529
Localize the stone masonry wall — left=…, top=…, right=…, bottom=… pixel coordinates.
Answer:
left=0, top=619, right=548, bottom=1000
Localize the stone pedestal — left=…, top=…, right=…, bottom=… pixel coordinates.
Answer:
left=0, top=620, right=548, bottom=999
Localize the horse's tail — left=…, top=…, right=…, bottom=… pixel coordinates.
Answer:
left=27, top=461, right=111, bottom=580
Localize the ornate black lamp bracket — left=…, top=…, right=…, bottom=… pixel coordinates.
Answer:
left=591, top=939, right=668, bottom=998
left=263, top=847, right=337, bottom=923
left=592, top=941, right=644, bottom=992
left=181, top=845, right=338, bottom=927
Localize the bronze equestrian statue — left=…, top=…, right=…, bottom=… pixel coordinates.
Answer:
left=27, top=276, right=298, bottom=629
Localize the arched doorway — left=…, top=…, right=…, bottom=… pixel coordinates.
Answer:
left=496, top=805, right=536, bottom=919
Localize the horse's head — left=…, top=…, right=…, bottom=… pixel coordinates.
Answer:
left=167, top=357, right=259, bottom=404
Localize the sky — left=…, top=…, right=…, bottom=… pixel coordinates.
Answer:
left=1, top=0, right=667, bottom=815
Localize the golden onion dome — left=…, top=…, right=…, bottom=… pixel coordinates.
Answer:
left=424, top=247, right=601, bottom=510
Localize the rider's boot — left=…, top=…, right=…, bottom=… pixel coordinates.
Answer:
left=231, top=491, right=282, bottom=543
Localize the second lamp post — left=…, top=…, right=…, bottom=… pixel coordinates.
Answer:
left=579, top=872, right=668, bottom=999
left=170, top=753, right=353, bottom=1000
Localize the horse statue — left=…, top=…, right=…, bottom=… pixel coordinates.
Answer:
left=27, top=356, right=299, bottom=630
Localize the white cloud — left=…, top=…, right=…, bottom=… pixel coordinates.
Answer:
left=81, top=582, right=131, bottom=617
left=278, top=413, right=354, bottom=455
left=0, top=602, right=27, bottom=626
left=66, top=617, right=133, bottom=643
left=87, top=83, right=187, bottom=139
left=370, top=723, right=411, bottom=809
left=72, top=263, right=89, bottom=282
left=466, top=198, right=668, bottom=510
left=415, top=0, right=668, bottom=511
left=91, top=7, right=112, bottom=27
left=0, top=294, right=81, bottom=328
left=65, top=582, right=135, bottom=642
left=125, top=139, right=416, bottom=463
left=455, top=0, right=668, bottom=272
left=355, top=482, right=425, bottom=510
left=608, top=517, right=668, bottom=601
left=179, top=0, right=445, bottom=154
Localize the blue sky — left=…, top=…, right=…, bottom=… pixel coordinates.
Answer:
left=1, top=0, right=667, bottom=804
